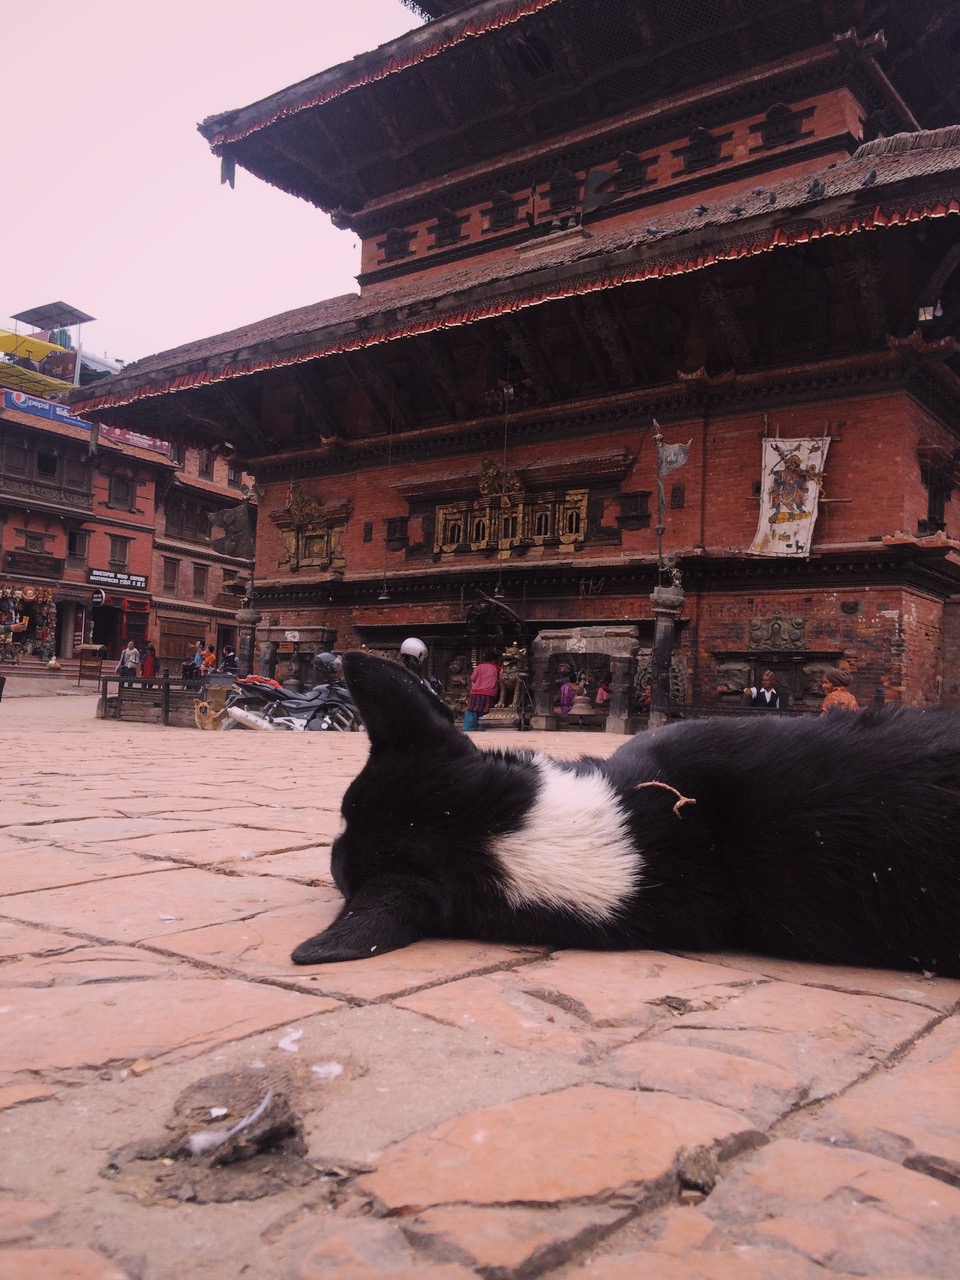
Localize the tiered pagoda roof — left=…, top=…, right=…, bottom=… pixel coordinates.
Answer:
left=69, top=129, right=960, bottom=439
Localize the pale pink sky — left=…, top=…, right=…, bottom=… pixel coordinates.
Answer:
left=3, top=1, right=417, bottom=365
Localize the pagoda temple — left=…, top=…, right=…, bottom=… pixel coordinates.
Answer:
left=70, top=0, right=960, bottom=715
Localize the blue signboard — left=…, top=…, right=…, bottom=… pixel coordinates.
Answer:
left=3, top=390, right=91, bottom=430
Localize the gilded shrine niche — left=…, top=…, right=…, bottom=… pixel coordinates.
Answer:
left=269, top=483, right=351, bottom=574
left=433, top=460, right=588, bottom=556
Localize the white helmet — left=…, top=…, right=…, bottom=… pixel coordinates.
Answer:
left=399, top=637, right=427, bottom=667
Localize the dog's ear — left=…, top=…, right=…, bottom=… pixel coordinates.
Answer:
left=342, top=651, right=464, bottom=752
left=291, top=875, right=439, bottom=964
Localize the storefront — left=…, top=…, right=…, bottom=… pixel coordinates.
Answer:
left=0, top=579, right=58, bottom=660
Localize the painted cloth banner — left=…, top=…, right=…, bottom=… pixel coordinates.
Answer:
left=749, top=437, right=830, bottom=557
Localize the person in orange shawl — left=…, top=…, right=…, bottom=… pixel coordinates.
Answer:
left=820, top=668, right=859, bottom=715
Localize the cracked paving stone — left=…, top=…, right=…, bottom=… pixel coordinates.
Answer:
left=516, top=950, right=766, bottom=1026
left=802, top=1015, right=960, bottom=1184
left=658, top=980, right=936, bottom=1101
left=0, top=866, right=317, bottom=945
left=0, top=921, right=87, bottom=959
left=152, top=900, right=540, bottom=996
left=0, top=1197, right=59, bottom=1245
left=599, top=1040, right=808, bottom=1128
left=1, top=816, right=223, bottom=844
left=693, top=1138, right=960, bottom=1278
left=0, top=1247, right=134, bottom=1280
left=0, top=846, right=177, bottom=895
left=358, top=1084, right=762, bottom=1213
left=684, top=952, right=960, bottom=1013
left=0, top=1083, right=58, bottom=1111
left=560, top=1244, right=870, bottom=1278
left=290, top=1218, right=476, bottom=1280
left=0, top=976, right=339, bottom=1073
left=403, top=1203, right=629, bottom=1276
left=396, top=970, right=644, bottom=1058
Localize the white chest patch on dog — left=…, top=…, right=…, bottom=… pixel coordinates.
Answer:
left=490, top=757, right=641, bottom=921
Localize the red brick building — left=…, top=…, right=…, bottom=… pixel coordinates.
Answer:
left=0, top=391, right=253, bottom=670
left=70, top=0, right=960, bottom=714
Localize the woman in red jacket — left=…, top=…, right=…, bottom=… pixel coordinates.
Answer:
left=463, top=652, right=500, bottom=732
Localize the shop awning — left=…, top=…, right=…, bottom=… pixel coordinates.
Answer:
left=0, top=328, right=68, bottom=361
left=0, top=363, right=75, bottom=396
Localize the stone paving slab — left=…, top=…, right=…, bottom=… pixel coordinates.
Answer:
left=61, top=823, right=321, bottom=864
left=155, top=897, right=545, bottom=999
left=215, top=843, right=333, bottom=881
left=0, top=920, right=90, bottom=959
left=1, top=816, right=225, bottom=844
left=801, top=1014, right=960, bottom=1183
left=0, top=693, right=958, bottom=1280
left=202, top=802, right=344, bottom=829
left=0, top=802, right=128, bottom=827
left=683, top=950, right=960, bottom=1012
left=0, top=865, right=317, bottom=945
left=1, top=1247, right=134, bottom=1280
left=0, top=971, right=338, bottom=1073
left=358, top=1084, right=764, bottom=1213
left=0, top=846, right=178, bottom=895
left=659, top=980, right=938, bottom=1102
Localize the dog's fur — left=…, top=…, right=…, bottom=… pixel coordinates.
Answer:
left=291, top=652, right=960, bottom=976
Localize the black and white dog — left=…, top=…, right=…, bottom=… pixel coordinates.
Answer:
left=291, top=652, right=960, bottom=977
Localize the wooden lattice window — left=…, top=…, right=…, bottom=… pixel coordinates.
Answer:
left=109, top=536, right=130, bottom=568
left=918, top=445, right=960, bottom=535
left=683, top=128, right=721, bottom=172
left=108, top=474, right=134, bottom=510
left=759, top=104, right=804, bottom=148
left=383, top=227, right=415, bottom=262
left=549, top=167, right=579, bottom=212
left=431, top=208, right=466, bottom=249
left=615, top=151, right=653, bottom=191
left=385, top=516, right=409, bottom=549
left=617, top=491, right=652, bottom=530
left=68, top=530, right=89, bottom=563
left=488, top=190, right=519, bottom=231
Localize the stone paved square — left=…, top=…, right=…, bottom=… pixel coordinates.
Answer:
left=0, top=691, right=958, bottom=1280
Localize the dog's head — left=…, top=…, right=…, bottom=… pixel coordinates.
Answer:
left=291, top=652, right=480, bottom=964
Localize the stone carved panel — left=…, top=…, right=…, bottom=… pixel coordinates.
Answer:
left=748, top=611, right=806, bottom=650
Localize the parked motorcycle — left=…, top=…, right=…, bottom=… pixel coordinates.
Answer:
left=222, top=672, right=363, bottom=732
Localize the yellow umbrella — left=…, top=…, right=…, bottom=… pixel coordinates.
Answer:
left=0, top=328, right=68, bottom=361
